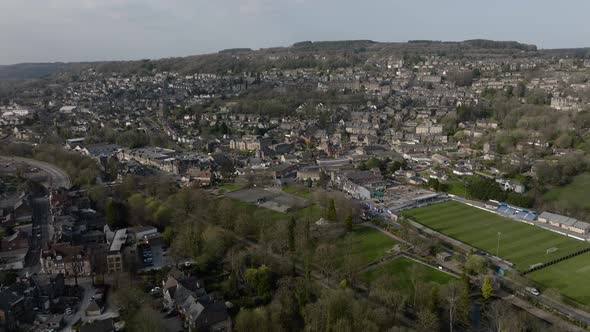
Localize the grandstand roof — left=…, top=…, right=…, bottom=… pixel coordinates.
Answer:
left=539, top=211, right=578, bottom=226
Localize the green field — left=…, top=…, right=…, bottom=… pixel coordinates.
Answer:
left=334, top=226, right=398, bottom=269
left=446, top=178, right=468, bottom=196
left=282, top=184, right=313, bottom=199
left=544, top=173, right=590, bottom=213
left=218, top=182, right=247, bottom=192
left=227, top=198, right=324, bottom=222
left=402, top=201, right=589, bottom=271
left=528, top=252, right=590, bottom=305
left=361, top=256, right=456, bottom=290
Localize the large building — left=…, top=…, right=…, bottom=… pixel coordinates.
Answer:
left=538, top=211, right=590, bottom=235
left=107, top=229, right=127, bottom=273
left=41, top=243, right=92, bottom=277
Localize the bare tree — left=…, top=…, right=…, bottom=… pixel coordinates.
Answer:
left=410, top=263, right=425, bottom=308
left=444, top=280, right=461, bottom=332
left=485, top=300, right=508, bottom=332
left=417, top=308, right=440, bottom=331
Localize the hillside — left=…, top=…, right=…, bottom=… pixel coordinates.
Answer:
left=1, top=39, right=586, bottom=80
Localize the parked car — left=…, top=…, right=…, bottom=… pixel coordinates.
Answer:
left=526, top=287, right=540, bottom=296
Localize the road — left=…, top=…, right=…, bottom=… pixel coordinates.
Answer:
left=0, top=155, right=72, bottom=189
left=23, top=195, right=50, bottom=275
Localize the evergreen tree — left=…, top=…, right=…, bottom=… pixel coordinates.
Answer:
left=288, top=217, right=296, bottom=253
left=345, top=214, right=353, bottom=232
left=482, top=275, right=494, bottom=300
left=327, top=198, right=337, bottom=221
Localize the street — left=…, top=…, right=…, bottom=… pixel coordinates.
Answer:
left=23, top=195, right=50, bottom=275
left=0, top=155, right=72, bottom=189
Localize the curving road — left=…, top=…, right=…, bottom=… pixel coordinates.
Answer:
left=0, top=155, right=72, bottom=189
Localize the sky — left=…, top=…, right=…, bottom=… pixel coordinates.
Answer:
left=1, top=0, right=589, bottom=65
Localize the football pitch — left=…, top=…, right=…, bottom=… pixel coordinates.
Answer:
left=402, top=200, right=589, bottom=271
left=361, top=256, right=456, bottom=291
left=528, top=252, right=590, bottom=305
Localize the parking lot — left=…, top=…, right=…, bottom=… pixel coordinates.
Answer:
left=139, top=241, right=172, bottom=272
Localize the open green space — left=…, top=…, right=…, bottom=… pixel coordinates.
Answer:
left=528, top=252, right=590, bottom=306
left=361, top=256, right=456, bottom=290
left=282, top=184, right=313, bottom=199
left=402, top=200, right=589, bottom=271
left=544, top=172, right=590, bottom=213
left=218, top=182, right=248, bottom=192
left=227, top=198, right=324, bottom=222
left=446, top=178, right=467, bottom=196
left=334, top=226, right=398, bottom=269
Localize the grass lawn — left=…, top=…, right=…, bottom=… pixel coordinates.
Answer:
left=282, top=184, right=313, bottom=199
left=226, top=196, right=397, bottom=273
left=334, top=226, right=398, bottom=269
left=218, top=183, right=247, bottom=192
left=544, top=173, right=590, bottom=212
left=446, top=179, right=467, bottom=196
left=402, top=201, right=589, bottom=271
left=361, top=256, right=456, bottom=290
left=225, top=197, right=324, bottom=222
left=528, top=252, right=590, bottom=306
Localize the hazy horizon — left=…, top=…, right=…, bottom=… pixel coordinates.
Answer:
left=1, top=0, right=589, bottom=65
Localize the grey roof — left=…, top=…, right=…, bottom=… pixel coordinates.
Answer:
left=80, top=318, right=114, bottom=332
left=572, top=221, right=590, bottom=230
left=539, top=211, right=578, bottom=225
left=109, top=229, right=127, bottom=253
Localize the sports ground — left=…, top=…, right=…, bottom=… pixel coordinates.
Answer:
left=334, top=226, right=399, bottom=269
left=402, top=200, right=589, bottom=271
left=528, top=252, right=590, bottom=305
left=361, top=256, right=456, bottom=291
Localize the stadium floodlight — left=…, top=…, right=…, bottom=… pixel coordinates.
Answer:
left=496, top=232, right=502, bottom=257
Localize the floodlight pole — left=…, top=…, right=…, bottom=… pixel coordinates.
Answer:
left=496, top=232, right=502, bottom=257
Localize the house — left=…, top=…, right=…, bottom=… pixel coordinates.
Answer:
left=296, top=166, right=321, bottom=181
left=229, top=135, right=270, bottom=151
left=268, top=163, right=298, bottom=179
left=452, top=167, right=473, bottom=176
left=41, top=243, right=92, bottom=277
left=162, top=271, right=231, bottom=332
left=162, top=272, right=206, bottom=310
left=59, top=106, right=78, bottom=114
left=0, top=230, right=29, bottom=270
left=65, top=137, right=85, bottom=149
left=0, top=287, right=26, bottom=331
left=186, top=168, right=213, bottom=187
left=184, top=296, right=232, bottom=332
left=128, top=226, right=158, bottom=242
left=0, top=279, right=41, bottom=331
left=13, top=199, right=33, bottom=223
left=495, top=179, right=525, bottom=193
left=80, top=318, right=115, bottom=332
left=436, top=252, right=452, bottom=262
left=35, top=314, right=64, bottom=330
left=85, top=299, right=104, bottom=316
left=1, top=230, right=29, bottom=252
left=431, top=154, right=450, bottom=165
